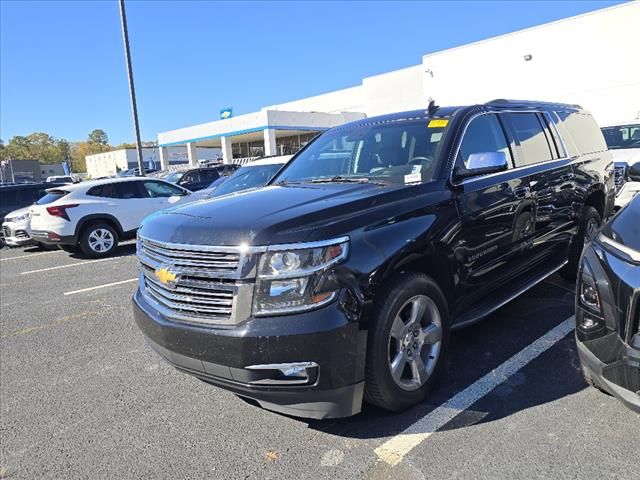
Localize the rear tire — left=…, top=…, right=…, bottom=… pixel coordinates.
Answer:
left=560, top=206, right=601, bottom=280
left=364, top=272, right=450, bottom=412
left=79, top=223, right=118, bottom=258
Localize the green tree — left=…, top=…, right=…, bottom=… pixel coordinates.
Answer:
left=58, top=139, right=71, bottom=162
left=0, top=133, right=71, bottom=164
left=88, top=129, right=109, bottom=145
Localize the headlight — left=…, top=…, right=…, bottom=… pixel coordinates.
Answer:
left=253, top=237, right=349, bottom=315
left=576, top=257, right=604, bottom=331
left=8, top=213, right=29, bottom=222
left=579, top=282, right=601, bottom=313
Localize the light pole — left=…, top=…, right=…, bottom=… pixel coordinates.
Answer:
left=118, top=0, right=145, bottom=175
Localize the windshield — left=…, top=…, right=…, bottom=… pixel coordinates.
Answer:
left=601, top=124, right=640, bottom=150
left=211, top=163, right=284, bottom=197
left=274, top=118, right=449, bottom=185
left=164, top=171, right=185, bottom=183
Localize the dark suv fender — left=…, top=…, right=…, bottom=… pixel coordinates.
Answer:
left=581, top=184, right=608, bottom=219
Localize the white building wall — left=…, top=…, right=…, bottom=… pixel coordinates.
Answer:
left=86, top=147, right=221, bottom=178
left=264, top=66, right=426, bottom=118
left=421, top=2, right=640, bottom=125
left=361, top=64, right=426, bottom=116
left=265, top=110, right=365, bottom=129
left=264, top=85, right=365, bottom=114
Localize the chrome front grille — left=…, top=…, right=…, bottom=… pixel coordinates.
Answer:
left=140, top=237, right=241, bottom=274
left=2, top=226, right=10, bottom=238
left=138, top=236, right=262, bottom=326
left=141, top=264, right=236, bottom=324
left=614, top=165, right=627, bottom=191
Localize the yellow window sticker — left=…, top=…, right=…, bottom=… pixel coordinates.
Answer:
left=428, top=119, right=449, bottom=128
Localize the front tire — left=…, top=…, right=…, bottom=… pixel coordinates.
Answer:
left=364, top=272, right=450, bottom=412
left=79, top=223, right=118, bottom=258
left=560, top=206, right=601, bottom=280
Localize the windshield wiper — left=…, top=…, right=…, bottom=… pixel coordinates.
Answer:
left=310, top=176, right=371, bottom=184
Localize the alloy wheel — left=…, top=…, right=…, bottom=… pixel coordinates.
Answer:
left=388, top=295, right=443, bottom=391
left=88, top=228, right=114, bottom=253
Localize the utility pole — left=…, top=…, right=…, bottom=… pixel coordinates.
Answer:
left=118, top=0, right=145, bottom=176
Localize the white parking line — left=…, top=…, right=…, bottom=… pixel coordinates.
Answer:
left=63, top=278, right=138, bottom=296
left=20, top=257, right=124, bottom=275
left=0, top=250, right=63, bottom=261
left=374, top=316, right=576, bottom=466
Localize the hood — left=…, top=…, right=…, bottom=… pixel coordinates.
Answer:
left=610, top=148, right=640, bottom=166
left=140, top=182, right=448, bottom=246
left=600, top=194, right=640, bottom=256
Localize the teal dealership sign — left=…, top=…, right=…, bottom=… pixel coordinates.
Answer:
left=220, top=108, right=233, bottom=120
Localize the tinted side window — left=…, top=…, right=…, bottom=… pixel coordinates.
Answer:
left=114, top=182, right=146, bottom=199
left=458, top=114, right=513, bottom=169
left=1, top=190, right=18, bottom=207
left=201, top=169, right=220, bottom=181
left=143, top=181, right=186, bottom=198
left=183, top=172, right=200, bottom=184
left=556, top=111, right=608, bottom=156
left=25, top=188, right=47, bottom=203
left=87, top=185, right=115, bottom=198
left=505, top=113, right=554, bottom=166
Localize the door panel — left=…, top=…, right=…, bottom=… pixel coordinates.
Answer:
left=450, top=113, right=533, bottom=313
left=453, top=173, right=533, bottom=312
left=502, top=112, right=576, bottom=256
left=111, top=182, right=150, bottom=231
left=141, top=181, right=190, bottom=218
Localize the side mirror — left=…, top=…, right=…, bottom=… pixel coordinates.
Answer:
left=628, top=162, right=640, bottom=182
left=455, top=151, right=508, bottom=179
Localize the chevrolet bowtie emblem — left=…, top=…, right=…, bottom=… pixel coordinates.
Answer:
left=155, top=267, right=177, bottom=285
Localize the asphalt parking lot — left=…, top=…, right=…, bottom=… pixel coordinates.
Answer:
left=1, top=243, right=638, bottom=479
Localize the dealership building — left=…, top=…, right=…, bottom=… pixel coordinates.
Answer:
left=85, top=145, right=220, bottom=178
left=155, top=2, right=639, bottom=168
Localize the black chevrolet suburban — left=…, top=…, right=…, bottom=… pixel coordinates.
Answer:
left=576, top=194, right=639, bottom=412
left=133, top=100, right=615, bottom=419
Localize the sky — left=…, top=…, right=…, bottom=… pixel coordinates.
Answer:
left=0, top=0, right=627, bottom=145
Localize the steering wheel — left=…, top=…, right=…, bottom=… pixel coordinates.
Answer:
left=409, top=156, right=433, bottom=166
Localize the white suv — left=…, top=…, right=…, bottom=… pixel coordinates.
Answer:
left=29, top=177, right=192, bottom=257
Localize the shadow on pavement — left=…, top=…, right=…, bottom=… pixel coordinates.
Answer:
left=306, top=277, right=585, bottom=440
left=65, top=242, right=137, bottom=260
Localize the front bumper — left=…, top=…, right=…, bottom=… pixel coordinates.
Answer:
left=575, top=244, right=640, bottom=412
left=1, top=223, right=34, bottom=247
left=576, top=333, right=640, bottom=412
left=133, top=288, right=366, bottom=419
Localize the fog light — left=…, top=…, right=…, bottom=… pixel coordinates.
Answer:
left=580, top=317, right=598, bottom=329
left=246, top=361, right=319, bottom=385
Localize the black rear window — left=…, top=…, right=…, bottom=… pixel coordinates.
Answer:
left=37, top=190, right=68, bottom=204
